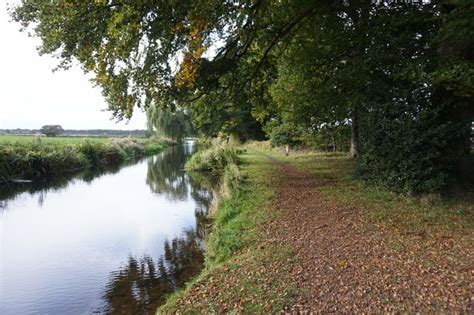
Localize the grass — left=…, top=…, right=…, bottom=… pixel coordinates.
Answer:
left=159, top=143, right=472, bottom=313
left=204, top=150, right=270, bottom=265
left=185, top=144, right=239, bottom=173
left=0, top=135, right=108, bottom=145
left=186, top=144, right=243, bottom=213
left=158, top=150, right=298, bottom=313
left=258, top=147, right=474, bottom=241
left=0, top=137, right=165, bottom=182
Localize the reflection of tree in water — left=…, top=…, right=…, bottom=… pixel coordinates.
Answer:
left=101, top=229, right=206, bottom=314
left=146, top=144, right=194, bottom=200
left=0, top=161, right=130, bottom=211
left=188, top=171, right=217, bottom=209
left=101, top=143, right=215, bottom=314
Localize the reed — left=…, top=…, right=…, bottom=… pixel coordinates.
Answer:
left=0, top=138, right=165, bottom=183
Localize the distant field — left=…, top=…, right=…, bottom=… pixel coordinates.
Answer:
left=0, top=135, right=108, bottom=145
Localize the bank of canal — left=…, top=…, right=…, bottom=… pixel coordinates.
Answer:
left=0, top=141, right=212, bottom=314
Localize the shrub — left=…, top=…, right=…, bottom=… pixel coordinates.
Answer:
left=144, top=141, right=164, bottom=155
left=267, top=123, right=302, bottom=148
left=109, top=138, right=145, bottom=157
left=358, top=98, right=470, bottom=194
left=223, top=163, right=241, bottom=192
left=302, top=124, right=351, bottom=152
left=79, top=141, right=107, bottom=165
left=186, top=145, right=239, bottom=173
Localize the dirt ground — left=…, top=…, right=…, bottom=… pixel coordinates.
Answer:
left=268, top=158, right=473, bottom=313
left=159, top=152, right=473, bottom=313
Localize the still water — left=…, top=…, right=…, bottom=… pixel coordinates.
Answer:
left=0, top=142, right=212, bottom=314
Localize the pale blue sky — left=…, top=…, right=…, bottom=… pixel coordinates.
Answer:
left=0, top=1, right=147, bottom=130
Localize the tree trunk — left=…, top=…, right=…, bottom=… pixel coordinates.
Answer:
left=350, top=107, right=359, bottom=159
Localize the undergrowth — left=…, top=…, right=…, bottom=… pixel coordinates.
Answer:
left=185, top=144, right=240, bottom=173
left=0, top=138, right=165, bottom=183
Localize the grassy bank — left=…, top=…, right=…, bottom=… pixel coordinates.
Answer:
left=0, top=135, right=109, bottom=144
left=0, top=137, right=166, bottom=183
left=158, top=149, right=298, bottom=313
left=186, top=144, right=242, bottom=210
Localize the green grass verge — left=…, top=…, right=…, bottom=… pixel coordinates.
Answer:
left=259, top=148, right=474, bottom=239
left=157, top=149, right=298, bottom=314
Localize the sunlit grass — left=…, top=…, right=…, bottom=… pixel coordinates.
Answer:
left=0, top=137, right=165, bottom=182
left=260, top=149, right=474, bottom=237
left=0, top=135, right=107, bottom=145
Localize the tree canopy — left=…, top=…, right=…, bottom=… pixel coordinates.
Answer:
left=12, top=0, right=473, bottom=193
left=147, top=105, right=192, bottom=142
left=40, top=125, right=64, bottom=137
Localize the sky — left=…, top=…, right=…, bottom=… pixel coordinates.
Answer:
left=0, top=1, right=147, bottom=130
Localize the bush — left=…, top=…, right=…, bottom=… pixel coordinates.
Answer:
left=224, top=163, right=241, bottom=187
left=186, top=144, right=243, bottom=216
left=144, top=141, right=165, bottom=155
left=302, top=124, right=351, bottom=152
left=357, top=98, right=470, bottom=194
left=267, top=123, right=302, bottom=148
left=186, top=145, right=239, bottom=173
left=265, top=121, right=350, bottom=152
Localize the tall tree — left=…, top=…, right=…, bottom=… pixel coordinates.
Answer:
left=40, top=125, right=64, bottom=137
left=11, top=0, right=473, bottom=193
left=147, top=106, right=192, bottom=142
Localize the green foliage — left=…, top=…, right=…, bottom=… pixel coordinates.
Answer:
left=431, top=1, right=474, bottom=99
left=265, top=120, right=350, bottom=152
left=185, top=145, right=239, bottom=173
left=203, top=151, right=271, bottom=265
left=147, top=105, right=193, bottom=142
left=144, top=142, right=165, bottom=155
left=40, top=125, right=64, bottom=137
left=351, top=3, right=473, bottom=194
left=223, top=163, right=241, bottom=191
left=10, top=0, right=252, bottom=119
left=206, top=189, right=249, bottom=264
left=0, top=136, right=107, bottom=145
left=190, top=92, right=267, bottom=141
left=11, top=0, right=474, bottom=193
left=0, top=138, right=165, bottom=182
left=78, top=139, right=146, bottom=165
left=0, top=143, right=86, bottom=181
left=358, top=99, right=470, bottom=194
left=266, top=122, right=302, bottom=148
left=305, top=124, right=351, bottom=152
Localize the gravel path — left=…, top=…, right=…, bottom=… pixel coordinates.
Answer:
left=266, top=157, right=473, bottom=313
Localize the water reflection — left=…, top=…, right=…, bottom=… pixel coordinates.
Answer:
left=0, top=142, right=215, bottom=315
left=100, top=144, right=214, bottom=314
left=100, top=229, right=205, bottom=314
left=0, top=162, right=128, bottom=211
left=146, top=145, right=192, bottom=200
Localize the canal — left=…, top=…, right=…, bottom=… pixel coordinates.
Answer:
left=0, top=141, right=212, bottom=314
